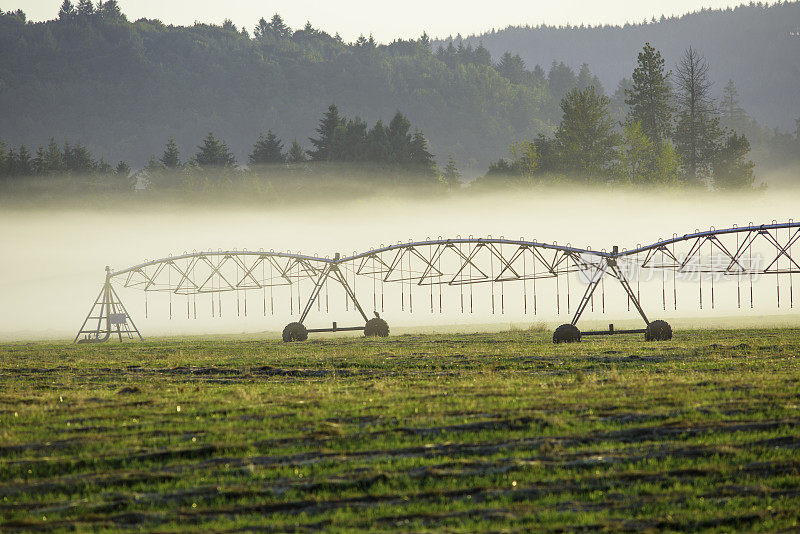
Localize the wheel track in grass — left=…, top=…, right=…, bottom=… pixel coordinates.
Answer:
left=3, top=430, right=799, bottom=501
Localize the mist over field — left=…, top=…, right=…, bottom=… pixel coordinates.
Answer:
left=0, top=2, right=798, bottom=341
left=1, top=183, right=798, bottom=340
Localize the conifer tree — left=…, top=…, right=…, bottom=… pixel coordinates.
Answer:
left=254, top=18, right=269, bottom=40
left=268, top=14, right=291, bottom=38
left=65, top=142, right=95, bottom=173
left=673, top=47, right=722, bottom=182
left=43, top=138, right=65, bottom=174
left=548, top=61, right=577, bottom=100
left=286, top=140, right=307, bottom=164
left=720, top=79, right=749, bottom=132
left=115, top=160, right=130, bottom=177
left=249, top=131, right=285, bottom=165
left=472, top=43, right=491, bottom=65
left=58, top=0, right=76, bottom=21
left=387, top=112, right=412, bottom=164
left=555, top=87, right=620, bottom=179
left=497, top=53, right=526, bottom=84
left=11, top=145, right=33, bottom=177
left=159, top=138, right=181, bottom=168
left=112, top=161, right=134, bottom=191
left=97, top=0, right=121, bottom=19
left=308, top=105, right=343, bottom=161
left=32, top=145, right=46, bottom=175
left=442, top=155, right=462, bottom=188
left=366, top=120, right=390, bottom=162
left=76, top=0, right=93, bottom=16
left=576, top=63, right=603, bottom=94
left=712, top=133, right=755, bottom=189
left=331, top=118, right=368, bottom=162
left=409, top=130, right=435, bottom=174
left=625, top=43, right=673, bottom=144
left=418, top=32, right=431, bottom=49
left=143, top=154, right=165, bottom=186
left=195, top=132, right=236, bottom=168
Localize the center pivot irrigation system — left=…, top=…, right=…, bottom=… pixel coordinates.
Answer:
left=75, top=221, right=799, bottom=344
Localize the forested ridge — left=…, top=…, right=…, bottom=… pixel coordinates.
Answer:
left=450, top=1, right=800, bottom=132
left=0, top=1, right=798, bottom=194
left=0, top=3, right=548, bottom=173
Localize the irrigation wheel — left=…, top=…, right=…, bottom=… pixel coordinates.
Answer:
left=364, top=317, right=390, bottom=337
left=282, top=322, right=308, bottom=342
left=645, top=320, right=673, bottom=341
left=553, top=323, right=581, bottom=344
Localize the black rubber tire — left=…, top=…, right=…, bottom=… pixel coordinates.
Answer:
left=553, top=323, right=581, bottom=344
left=364, top=317, right=390, bottom=337
left=282, top=322, right=308, bottom=342
left=645, top=320, right=673, bottom=341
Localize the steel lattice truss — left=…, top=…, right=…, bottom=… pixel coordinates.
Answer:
left=76, top=222, right=800, bottom=342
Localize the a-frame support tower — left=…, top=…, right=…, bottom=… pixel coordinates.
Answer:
left=74, top=267, right=143, bottom=343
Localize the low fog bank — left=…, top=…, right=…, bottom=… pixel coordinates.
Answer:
left=2, top=163, right=800, bottom=212
left=1, top=183, right=798, bottom=341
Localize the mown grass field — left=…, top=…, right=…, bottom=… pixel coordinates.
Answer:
left=1, top=328, right=799, bottom=532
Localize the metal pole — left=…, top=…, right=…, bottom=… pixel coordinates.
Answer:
left=570, top=261, right=608, bottom=326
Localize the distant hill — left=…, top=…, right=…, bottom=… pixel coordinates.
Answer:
left=451, top=1, right=800, bottom=131
left=0, top=2, right=797, bottom=176
left=0, top=7, right=549, bottom=172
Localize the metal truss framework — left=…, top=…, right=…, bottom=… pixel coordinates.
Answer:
left=75, top=222, right=799, bottom=342
left=75, top=267, right=143, bottom=343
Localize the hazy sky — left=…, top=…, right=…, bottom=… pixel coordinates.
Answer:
left=5, top=1, right=760, bottom=42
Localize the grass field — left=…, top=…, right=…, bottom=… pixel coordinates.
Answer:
left=1, top=329, right=799, bottom=532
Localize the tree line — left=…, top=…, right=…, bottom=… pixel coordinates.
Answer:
left=0, top=3, right=590, bottom=171
left=1, top=2, right=798, bottom=193
left=0, top=137, right=132, bottom=189
left=479, top=43, right=758, bottom=189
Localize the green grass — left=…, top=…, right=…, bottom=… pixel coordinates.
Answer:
left=1, top=329, right=799, bottom=532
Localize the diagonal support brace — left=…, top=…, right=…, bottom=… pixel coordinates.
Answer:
left=299, top=263, right=333, bottom=323
left=570, top=261, right=608, bottom=326
left=297, top=261, right=370, bottom=325
left=331, top=266, right=370, bottom=323
left=607, top=260, right=650, bottom=326
left=569, top=256, right=650, bottom=327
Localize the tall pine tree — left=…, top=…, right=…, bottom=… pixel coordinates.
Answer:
left=308, top=105, right=343, bottom=161
left=625, top=43, right=673, bottom=145
left=249, top=131, right=285, bottom=165
left=387, top=112, right=412, bottom=164
left=58, top=0, right=76, bottom=21
left=286, top=140, right=307, bottom=164
left=673, top=47, right=722, bottom=182
left=160, top=138, right=181, bottom=168
left=720, top=79, right=749, bottom=132
left=194, top=132, right=236, bottom=168
left=555, top=87, right=620, bottom=179
left=442, top=155, right=462, bottom=188
left=712, top=133, right=755, bottom=189
left=76, top=0, right=94, bottom=16
left=268, top=14, right=291, bottom=38
left=409, top=130, right=435, bottom=174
